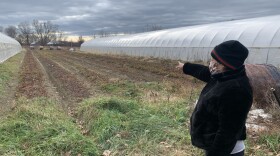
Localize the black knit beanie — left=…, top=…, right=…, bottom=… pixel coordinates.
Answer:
left=211, top=40, right=249, bottom=70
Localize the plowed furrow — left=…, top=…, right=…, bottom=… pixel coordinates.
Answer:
left=49, top=51, right=163, bottom=81
left=16, top=50, right=47, bottom=98
left=36, top=53, right=90, bottom=103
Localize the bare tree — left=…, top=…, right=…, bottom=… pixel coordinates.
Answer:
left=78, top=36, right=85, bottom=46
left=98, top=30, right=109, bottom=38
left=32, top=19, right=43, bottom=44
left=32, top=19, right=58, bottom=45
left=18, top=21, right=33, bottom=45
left=144, top=24, right=163, bottom=32
left=4, top=26, right=17, bottom=38
left=56, top=31, right=64, bottom=42
left=63, top=35, right=68, bottom=42
left=29, top=33, right=38, bottom=44
left=151, top=24, right=163, bottom=31
left=16, top=34, right=24, bottom=45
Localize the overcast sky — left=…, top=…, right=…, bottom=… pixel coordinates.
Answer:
left=1, top=0, right=280, bottom=36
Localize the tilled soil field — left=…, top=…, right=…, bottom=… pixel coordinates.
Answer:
left=16, top=49, right=199, bottom=108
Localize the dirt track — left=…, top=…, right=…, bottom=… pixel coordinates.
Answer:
left=15, top=49, right=198, bottom=109
left=16, top=50, right=47, bottom=98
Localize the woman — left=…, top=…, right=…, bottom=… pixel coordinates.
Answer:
left=176, top=40, right=253, bottom=156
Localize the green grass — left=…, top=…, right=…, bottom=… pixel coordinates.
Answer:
left=101, top=81, right=141, bottom=98
left=100, top=80, right=185, bottom=103
left=0, top=52, right=24, bottom=114
left=0, top=52, right=23, bottom=93
left=245, top=132, right=280, bottom=155
left=245, top=132, right=280, bottom=156
left=259, top=133, right=280, bottom=153
left=77, top=97, right=202, bottom=155
left=0, top=97, right=99, bottom=156
left=139, top=82, right=163, bottom=91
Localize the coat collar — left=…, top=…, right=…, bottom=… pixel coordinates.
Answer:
left=211, top=65, right=246, bottom=81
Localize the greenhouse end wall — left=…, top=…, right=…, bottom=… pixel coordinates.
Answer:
left=0, top=33, right=22, bottom=63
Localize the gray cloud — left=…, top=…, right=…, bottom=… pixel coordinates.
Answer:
left=1, top=0, right=280, bottom=36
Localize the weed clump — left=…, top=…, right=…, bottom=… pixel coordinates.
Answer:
left=101, top=81, right=141, bottom=98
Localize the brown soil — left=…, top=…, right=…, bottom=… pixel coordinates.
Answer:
left=43, top=50, right=198, bottom=86
left=34, top=52, right=90, bottom=103
left=16, top=50, right=48, bottom=98
left=13, top=49, right=202, bottom=110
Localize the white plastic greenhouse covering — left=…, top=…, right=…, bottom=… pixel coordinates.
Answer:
left=0, top=32, right=22, bottom=63
left=81, top=15, right=280, bottom=67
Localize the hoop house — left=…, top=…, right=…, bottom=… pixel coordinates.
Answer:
left=81, top=15, right=280, bottom=67
left=0, top=32, right=22, bottom=63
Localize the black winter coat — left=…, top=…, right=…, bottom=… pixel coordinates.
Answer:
left=183, top=63, right=253, bottom=156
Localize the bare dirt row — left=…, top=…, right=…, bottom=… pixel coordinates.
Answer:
left=40, top=50, right=199, bottom=90
left=12, top=49, right=201, bottom=109
left=16, top=50, right=47, bottom=98
left=45, top=51, right=164, bottom=82
left=34, top=52, right=91, bottom=104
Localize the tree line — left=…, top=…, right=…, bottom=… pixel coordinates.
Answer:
left=94, top=24, right=163, bottom=38
left=0, top=21, right=163, bottom=46
left=0, top=20, right=84, bottom=47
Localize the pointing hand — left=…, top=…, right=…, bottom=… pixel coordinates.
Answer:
left=176, top=61, right=184, bottom=70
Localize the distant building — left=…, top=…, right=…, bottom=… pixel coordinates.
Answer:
left=47, top=41, right=61, bottom=46
left=30, top=41, right=41, bottom=47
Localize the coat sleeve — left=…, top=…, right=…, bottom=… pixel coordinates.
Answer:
left=183, top=63, right=211, bottom=83
left=206, top=87, right=252, bottom=156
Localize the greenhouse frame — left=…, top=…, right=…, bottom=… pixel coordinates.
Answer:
left=0, top=32, right=22, bottom=63
left=81, top=15, right=280, bottom=67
